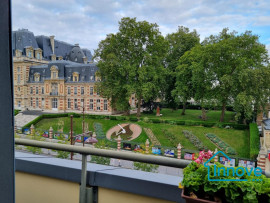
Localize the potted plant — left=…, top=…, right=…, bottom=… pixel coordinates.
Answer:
left=180, top=151, right=270, bottom=203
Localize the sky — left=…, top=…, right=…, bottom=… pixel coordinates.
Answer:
left=12, top=0, right=270, bottom=55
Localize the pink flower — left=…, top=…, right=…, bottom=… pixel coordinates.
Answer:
left=195, top=158, right=201, bottom=164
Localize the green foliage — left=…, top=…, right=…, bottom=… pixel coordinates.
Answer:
left=249, top=123, right=260, bottom=159
left=182, top=130, right=208, bottom=151
left=129, top=117, right=138, bottom=122
left=206, top=133, right=237, bottom=155
left=14, top=109, right=21, bottom=116
left=94, top=122, right=106, bottom=139
left=182, top=162, right=270, bottom=202
left=90, top=155, right=111, bottom=165
left=94, top=17, right=168, bottom=115
left=165, top=26, right=200, bottom=109
left=90, top=139, right=111, bottom=165
left=25, top=132, right=45, bottom=154
left=133, top=162, right=158, bottom=172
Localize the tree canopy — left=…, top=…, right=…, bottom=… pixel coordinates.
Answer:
left=94, top=17, right=167, bottom=116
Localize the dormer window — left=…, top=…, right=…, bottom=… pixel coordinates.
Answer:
left=50, top=65, right=58, bottom=79
left=34, top=73, right=40, bottom=82
left=28, top=50, right=32, bottom=58
left=37, top=52, right=40, bottom=59
left=72, top=72, right=79, bottom=82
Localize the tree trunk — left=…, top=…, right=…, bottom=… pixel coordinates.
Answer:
left=220, top=102, right=226, bottom=122
left=137, top=95, right=142, bottom=117
left=202, top=108, right=206, bottom=121
left=123, top=109, right=130, bottom=116
left=181, top=102, right=186, bottom=115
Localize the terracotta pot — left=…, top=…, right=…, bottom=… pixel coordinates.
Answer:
left=181, top=189, right=219, bottom=203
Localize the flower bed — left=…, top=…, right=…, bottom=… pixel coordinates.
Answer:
left=182, top=130, right=208, bottom=151
left=205, top=133, right=236, bottom=155
left=94, top=122, right=106, bottom=139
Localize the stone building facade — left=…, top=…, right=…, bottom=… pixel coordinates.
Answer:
left=257, top=119, right=270, bottom=172
left=13, top=29, right=111, bottom=114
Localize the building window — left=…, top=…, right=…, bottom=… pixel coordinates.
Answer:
left=18, top=87, right=20, bottom=92
left=17, top=67, right=21, bottom=72
left=74, top=87, right=77, bottom=95
left=36, top=98, right=39, bottom=108
left=68, top=99, right=71, bottom=109
left=52, top=98, right=58, bottom=109
left=73, top=72, right=79, bottom=82
left=17, top=74, right=21, bottom=84
left=81, top=99, right=84, bottom=108
left=30, top=87, right=33, bottom=94
left=68, top=87, right=71, bottom=95
left=18, top=101, right=21, bottom=108
left=51, top=83, right=58, bottom=95
left=34, top=73, right=40, bottom=82
left=50, top=65, right=58, bottom=79
left=97, top=99, right=100, bottom=111
left=36, top=87, right=38, bottom=94
left=74, top=99, right=78, bottom=109
left=90, top=99, right=93, bottom=110
left=30, top=98, right=33, bottom=107
left=90, top=87, right=93, bottom=95
left=42, top=87, right=44, bottom=94
left=104, top=100, right=108, bottom=111
left=37, top=52, right=40, bottom=59
left=81, top=87, right=84, bottom=95
left=28, top=50, right=32, bottom=58
left=90, top=76, right=94, bottom=81
left=97, top=88, right=100, bottom=95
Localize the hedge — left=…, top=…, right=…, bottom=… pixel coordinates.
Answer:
left=249, top=123, right=260, bottom=159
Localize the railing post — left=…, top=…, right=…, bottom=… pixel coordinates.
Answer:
left=79, top=154, right=88, bottom=203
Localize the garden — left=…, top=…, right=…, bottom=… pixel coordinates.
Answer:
left=28, top=109, right=251, bottom=159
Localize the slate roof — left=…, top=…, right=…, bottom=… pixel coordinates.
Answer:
left=13, top=29, right=92, bottom=63
left=263, top=119, right=270, bottom=130
left=28, top=60, right=98, bottom=83
left=12, top=29, right=39, bottom=56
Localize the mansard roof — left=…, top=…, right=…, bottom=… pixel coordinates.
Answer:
left=28, top=60, right=98, bottom=83
left=12, top=29, right=93, bottom=63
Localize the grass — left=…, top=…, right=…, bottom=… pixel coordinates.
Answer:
left=130, top=108, right=235, bottom=123
left=34, top=117, right=149, bottom=144
left=34, top=116, right=250, bottom=158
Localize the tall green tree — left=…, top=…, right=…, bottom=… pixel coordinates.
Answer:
left=94, top=17, right=167, bottom=116
left=201, top=29, right=270, bottom=122
left=165, top=26, right=200, bottom=110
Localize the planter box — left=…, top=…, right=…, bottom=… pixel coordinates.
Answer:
left=181, top=190, right=219, bottom=203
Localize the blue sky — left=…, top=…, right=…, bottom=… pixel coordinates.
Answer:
left=12, top=0, right=270, bottom=55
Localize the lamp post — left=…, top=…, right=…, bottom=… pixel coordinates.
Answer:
left=70, top=114, right=73, bottom=160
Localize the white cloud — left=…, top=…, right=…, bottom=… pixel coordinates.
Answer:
left=12, top=0, right=270, bottom=52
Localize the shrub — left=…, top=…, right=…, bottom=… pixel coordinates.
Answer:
left=149, top=118, right=161, bottom=123
left=116, top=116, right=126, bottom=121
left=109, top=116, right=117, bottom=120
left=249, top=123, right=260, bottom=159
left=182, top=130, right=208, bottom=151
left=143, top=117, right=150, bottom=123
left=129, top=117, right=138, bottom=122
left=94, top=123, right=106, bottom=139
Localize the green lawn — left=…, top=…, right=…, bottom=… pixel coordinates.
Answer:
left=130, top=108, right=235, bottom=123
left=34, top=116, right=249, bottom=158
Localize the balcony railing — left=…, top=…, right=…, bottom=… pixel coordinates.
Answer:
left=15, top=138, right=270, bottom=203
left=50, top=92, right=58, bottom=96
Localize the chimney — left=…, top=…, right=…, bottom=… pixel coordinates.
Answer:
left=50, top=35, right=55, bottom=54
